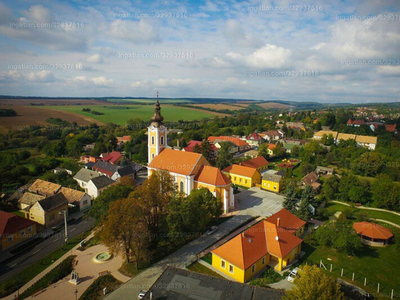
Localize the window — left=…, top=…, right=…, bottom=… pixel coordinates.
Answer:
left=28, top=226, right=33, bottom=232
left=262, top=257, right=265, bottom=265
left=221, top=260, right=226, bottom=269
left=180, top=181, right=184, bottom=193
left=229, top=264, right=234, bottom=274
left=151, top=136, right=155, bottom=145
left=50, top=214, right=55, bottom=221
left=239, top=178, right=242, bottom=183
left=267, top=183, right=270, bottom=188
left=274, top=185, right=277, bottom=190
left=251, top=264, right=256, bottom=273
left=152, top=154, right=155, bottom=159
left=161, top=136, right=164, bottom=145
left=83, top=200, right=88, bottom=205
left=263, top=182, right=266, bottom=187
left=245, top=180, right=248, bottom=184
left=8, top=235, right=13, bottom=242
left=21, top=229, right=25, bottom=236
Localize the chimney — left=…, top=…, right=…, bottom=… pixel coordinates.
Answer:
left=277, top=217, right=280, bottom=227
left=177, top=139, right=180, bottom=148
left=275, top=236, right=279, bottom=241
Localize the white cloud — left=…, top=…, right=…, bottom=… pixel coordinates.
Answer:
left=106, top=19, right=160, bottom=44
left=25, top=70, right=56, bottom=82
left=68, top=76, right=114, bottom=87
left=86, top=54, right=104, bottom=63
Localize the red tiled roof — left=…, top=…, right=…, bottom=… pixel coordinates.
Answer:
left=386, top=124, right=397, bottom=132
left=265, top=208, right=306, bottom=234
left=239, top=156, right=268, bottom=169
left=102, top=151, right=123, bottom=164
left=246, top=132, right=262, bottom=141
left=184, top=140, right=217, bottom=152
left=195, top=165, right=231, bottom=186
left=0, top=210, right=36, bottom=237
left=302, top=172, right=318, bottom=185
left=353, top=222, right=393, bottom=240
left=208, top=136, right=249, bottom=147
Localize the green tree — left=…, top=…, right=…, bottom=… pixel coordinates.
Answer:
left=283, top=182, right=298, bottom=214
left=296, top=186, right=315, bottom=221
left=284, top=265, right=343, bottom=300
left=371, top=174, right=400, bottom=210
left=351, top=152, right=386, bottom=176
left=322, top=176, right=339, bottom=200
left=216, top=142, right=233, bottom=170
left=258, top=143, right=270, bottom=159
left=66, top=138, right=82, bottom=157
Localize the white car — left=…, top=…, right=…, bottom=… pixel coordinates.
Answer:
left=138, top=290, right=147, bottom=299
left=206, top=226, right=218, bottom=235
left=287, top=267, right=299, bottom=282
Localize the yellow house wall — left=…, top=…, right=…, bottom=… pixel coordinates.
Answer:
left=226, top=171, right=261, bottom=188
left=29, top=203, right=45, bottom=225
left=244, top=254, right=270, bottom=282
left=29, top=203, right=68, bottom=227
left=0, top=223, right=37, bottom=251
left=261, top=179, right=281, bottom=193
left=212, top=253, right=245, bottom=283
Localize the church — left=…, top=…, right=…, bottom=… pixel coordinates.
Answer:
left=147, top=100, right=235, bottom=213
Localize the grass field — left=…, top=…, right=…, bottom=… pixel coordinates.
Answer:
left=191, top=103, right=247, bottom=111
left=44, top=104, right=218, bottom=125
left=325, top=202, right=400, bottom=226
left=187, top=262, right=224, bottom=278
left=107, top=98, right=194, bottom=104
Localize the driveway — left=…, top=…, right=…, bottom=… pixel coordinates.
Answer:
left=238, top=187, right=284, bottom=217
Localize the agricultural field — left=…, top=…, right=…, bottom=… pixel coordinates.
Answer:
left=255, top=102, right=293, bottom=109
left=0, top=105, right=99, bottom=133
left=44, top=104, right=221, bottom=125
left=191, top=103, right=248, bottom=111
left=107, top=98, right=194, bottom=104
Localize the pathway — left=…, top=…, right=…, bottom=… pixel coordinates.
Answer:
left=331, top=201, right=400, bottom=218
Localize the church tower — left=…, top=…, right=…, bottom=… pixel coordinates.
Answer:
left=148, top=92, right=167, bottom=165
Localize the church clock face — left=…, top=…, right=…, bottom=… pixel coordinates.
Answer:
left=159, top=126, right=165, bottom=133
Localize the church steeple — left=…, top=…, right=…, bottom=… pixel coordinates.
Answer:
left=148, top=91, right=167, bottom=165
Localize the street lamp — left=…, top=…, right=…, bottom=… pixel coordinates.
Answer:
left=59, top=210, right=68, bottom=244
left=74, top=288, right=78, bottom=300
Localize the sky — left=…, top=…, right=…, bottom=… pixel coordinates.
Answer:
left=0, top=0, right=399, bottom=103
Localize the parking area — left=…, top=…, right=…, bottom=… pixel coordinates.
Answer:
left=237, top=187, right=284, bottom=218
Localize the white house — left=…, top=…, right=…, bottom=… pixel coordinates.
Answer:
left=86, top=176, right=115, bottom=198
left=73, top=168, right=100, bottom=189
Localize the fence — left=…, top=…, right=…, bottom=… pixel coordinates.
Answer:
left=316, top=260, right=398, bottom=299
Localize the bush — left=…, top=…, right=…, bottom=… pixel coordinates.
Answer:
left=19, top=255, right=76, bottom=299
left=249, top=267, right=282, bottom=286
left=80, top=274, right=121, bottom=300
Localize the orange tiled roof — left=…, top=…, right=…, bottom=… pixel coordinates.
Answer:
left=195, top=165, right=231, bottom=186
left=223, top=164, right=259, bottom=178
left=265, top=208, right=306, bottom=233
left=353, top=222, right=393, bottom=240
left=208, top=136, right=249, bottom=147
left=212, top=221, right=268, bottom=270
left=149, top=148, right=210, bottom=176
left=239, top=156, right=268, bottom=169
left=28, top=179, right=61, bottom=197
left=264, top=221, right=303, bottom=258
left=267, top=144, right=277, bottom=150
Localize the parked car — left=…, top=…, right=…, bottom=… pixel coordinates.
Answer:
left=287, top=267, right=299, bottom=282
left=206, top=226, right=218, bottom=235
left=138, top=290, right=147, bottom=299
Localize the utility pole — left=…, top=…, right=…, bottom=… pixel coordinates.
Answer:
left=59, top=210, right=68, bottom=244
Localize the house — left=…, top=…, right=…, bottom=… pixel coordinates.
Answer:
left=315, top=166, right=334, bottom=176
left=260, top=130, right=284, bottom=142
left=208, top=136, right=251, bottom=152
left=244, top=149, right=259, bottom=158
left=347, top=119, right=366, bottom=127
left=239, top=156, right=269, bottom=173
left=53, top=167, right=73, bottom=175
left=286, top=122, right=305, bottom=131
left=86, top=176, right=115, bottom=199
left=313, top=130, right=338, bottom=140
left=385, top=124, right=397, bottom=133
left=266, top=143, right=277, bottom=156
left=93, top=160, right=119, bottom=178
left=73, top=168, right=100, bottom=189
left=265, top=208, right=306, bottom=237
left=147, top=101, right=235, bottom=213
left=101, top=151, right=124, bottom=165
left=116, top=136, right=131, bottom=146
left=28, top=179, right=61, bottom=197
left=183, top=140, right=218, bottom=161
left=59, top=187, right=91, bottom=211
left=302, top=172, right=321, bottom=190
left=80, top=155, right=90, bottom=164
left=141, top=266, right=284, bottom=300
left=83, top=143, right=96, bottom=152
left=355, top=135, right=377, bottom=150
left=245, top=132, right=264, bottom=146
left=0, top=210, right=37, bottom=252
left=336, top=133, right=356, bottom=144
left=261, top=173, right=283, bottom=193
left=18, top=192, right=45, bottom=210
left=213, top=141, right=238, bottom=154
left=149, top=149, right=234, bottom=213
left=353, top=222, right=393, bottom=247
left=222, top=164, right=261, bottom=188
left=28, top=193, right=68, bottom=228
left=211, top=208, right=304, bottom=282
left=111, top=164, right=142, bottom=181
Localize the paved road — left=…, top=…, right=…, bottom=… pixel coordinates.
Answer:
left=105, top=187, right=284, bottom=299
left=0, top=216, right=95, bottom=284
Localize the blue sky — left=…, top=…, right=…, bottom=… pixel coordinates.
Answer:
left=0, top=0, right=399, bottom=103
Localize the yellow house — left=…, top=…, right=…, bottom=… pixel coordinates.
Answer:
left=261, top=173, right=283, bottom=193
left=239, top=156, right=269, bottom=173
left=222, top=164, right=261, bottom=188
left=0, top=210, right=37, bottom=252
left=211, top=208, right=305, bottom=282
left=28, top=193, right=69, bottom=228
left=147, top=99, right=235, bottom=213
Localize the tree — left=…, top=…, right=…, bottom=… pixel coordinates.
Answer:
left=193, top=143, right=202, bottom=153
left=296, top=186, right=315, bottom=221
left=283, top=182, right=298, bottom=214
left=284, top=265, right=344, bottom=300
left=100, top=198, right=149, bottom=269
left=216, top=142, right=233, bottom=170
left=351, top=152, right=386, bottom=176
left=371, top=174, right=400, bottom=210
left=322, top=176, right=339, bottom=200
left=258, top=143, right=270, bottom=159
left=201, top=139, right=216, bottom=165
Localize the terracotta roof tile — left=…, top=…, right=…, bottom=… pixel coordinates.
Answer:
left=264, top=221, right=303, bottom=258
left=194, top=165, right=231, bottom=186
left=239, top=157, right=268, bottom=169
left=265, top=208, right=306, bottom=233
left=353, top=222, right=393, bottom=240
left=0, top=210, right=36, bottom=236
left=208, top=136, right=249, bottom=147
left=223, top=164, right=259, bottom=178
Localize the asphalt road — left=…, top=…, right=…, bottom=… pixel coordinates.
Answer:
left=0, top=216, right=95, bottom=283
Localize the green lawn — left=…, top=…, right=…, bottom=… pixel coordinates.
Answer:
left=302, top=241, right=400, bottom=297
left=326, top=202, right=400, bottom=226
left=107, top=98, right=194, bottom=104
left=44, top=105, right=217, bottom=125
left=187, top=262, right=224, bottom=278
